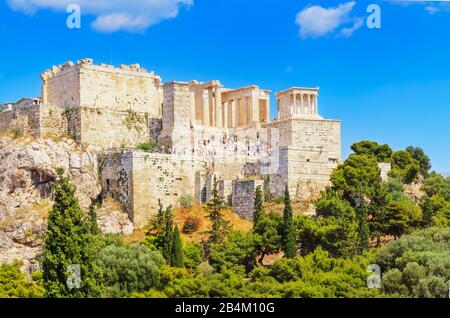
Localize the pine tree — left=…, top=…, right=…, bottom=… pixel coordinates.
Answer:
left=171, top=226, right=184, bottom=268
left=206, top=176, right=230, bottom=244
left=42, top=168, right=101, bottom=298
left=282, top=185, right=296, bottom=258
left=253, top=185, right=263, bottom=228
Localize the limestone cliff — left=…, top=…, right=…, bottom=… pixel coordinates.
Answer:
left=0, top=136, right=133, bottom=271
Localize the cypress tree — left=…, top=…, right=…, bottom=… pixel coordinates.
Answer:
left=42, top=168, right=101, bottom=298
left=162, top=205, right=174, bottom=264
left=356, top=202, right=370, bottom=253
left=253, top=185, right=263, bottom=228
left=171, top=226, right=184, bottom=268
left=282, top=185, right=296, bottom=258
left=87, top=205, right=100, bottom=235
left=351, top=193, right=370, bottom=253
left=206, top=176, right=230, bottom=244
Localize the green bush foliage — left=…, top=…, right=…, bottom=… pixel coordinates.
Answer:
left=97, top=244, right=165, bottom=297
left=0, top=261, right=44, bottom=298
left=179, top=194, right=195, bottom=209
left=377, top=227, right=450, bottom=298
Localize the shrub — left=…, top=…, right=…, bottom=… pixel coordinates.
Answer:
left=97, top=244, right=165, bottom=297
left=377, top=227, right=450, bottom=298
left=274, top=196, right=285, bottom=204
left=136, top=140, right=158, bottom=152
left=182, top=216, right=201, bottom=234
left=179, top=194, right=194, bottom=209
left=12, top=128, right=22, bottom=138
left=183, top=243, right=204, bottom=269
left=0, top=261, right=44, bottom=298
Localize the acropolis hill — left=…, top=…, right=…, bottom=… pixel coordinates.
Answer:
left=0, top=59, right=341, bottom=226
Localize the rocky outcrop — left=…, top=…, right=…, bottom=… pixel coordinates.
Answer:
left=0, top=136, right=133, bottom=271
left=97, top=197, right=134, bottom=235
left=404, top=182, right=425, bottom=203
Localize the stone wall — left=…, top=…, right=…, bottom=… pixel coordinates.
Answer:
left=0, top=105, right=40, bottom=136
left=78, top=108, right=153, bottom=148
left=264, top=118, right=341, bottom=199
left=39, top=105, right=69, bottom=138
left=231, top=179, right=264, bottom=219
left=101, top=151, right=202, bottom=226
left=0, top=104, right=69, bottom=139
left=99, top=151, right=134, bottom=218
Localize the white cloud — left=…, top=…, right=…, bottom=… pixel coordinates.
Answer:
left=425, top=2, right=450, bottom=14
left=6, top=0, right=193, bottom=33
left=389, top=0, right=450, bottom=14
left=295, top=1, right=362, bottom=39
left=340, top=17, right=363, bottom=37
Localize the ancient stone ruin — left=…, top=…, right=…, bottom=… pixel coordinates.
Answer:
left=0, top=59, right=341, bottom=226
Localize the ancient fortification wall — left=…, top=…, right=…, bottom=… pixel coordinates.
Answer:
left=232, top=179, right=264, bottom=219
left=0, top=105, right=40, bottom=136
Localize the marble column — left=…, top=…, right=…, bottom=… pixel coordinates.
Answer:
left=202, top=90, right=210, bottom=126
left=314, top=95, right=318, bottom=115
left=230, top=100, right=236, bottom=128
left=300, top=94, right=304, bottom=115
left=293, top=93, right=297, bottom=116
left=215, top=87, right=222, bottom=127
left=209, top=89, right=215, bottom=127
left=223, top=101, right=228, bottom=128
left=308, top=94, right=312, bottom=115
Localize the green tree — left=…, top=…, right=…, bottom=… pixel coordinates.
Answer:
left=183, top=243, right=204, bottom=269
left=254, top=212, right=282, bottom=264
left=253, top=185, right=263, bottom=227
left=209, top=231, right=259, bottom=273
left=384, top=198, right=422, bottom=238
left=389, top=150, right=420, bottom=184
left=142, top=199, right=167, bottom=251
left=42, top=169, right=101, bottom=298
left=162, top=205, right=174, bottom=263
left=298, top=189, right=360, bottom=257
left=351, top=140, right=393, bottom=162
left=367, top=183, right=390, bottom=247
left=352, top=194, right=370, bottom=253
left=330, top=154, right=381, bottom=198
left=283, top=185, right=296, bottom=258
left=377, top=227, right=450, bottom=298
left=406, top=146, right=431, bottom=178
left=0, top=261, right=44, bottom=298
left=420, top=195, right=450, bottom=227
left=87, top=205, right=100, bottom=235
left=421, top=172, right=450, bottom=201
left=97, top=244, right=165, bottom=297
left=206, top=176, right=230, bottom=245
left=171, top=226, right=184, bottom=268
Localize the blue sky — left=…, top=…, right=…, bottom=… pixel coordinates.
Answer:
left=0, top=0, right=449, bottom=172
